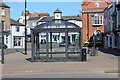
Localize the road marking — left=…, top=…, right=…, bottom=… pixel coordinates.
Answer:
left=104, top=70, right=120, bottom=73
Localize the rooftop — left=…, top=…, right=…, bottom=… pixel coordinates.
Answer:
left=10, top=19, right=24, bottom=26
left=35, top=20, right=80, bottom=29
left=28, top=17, right=41, bottom=21
left=54, top=8, right=62, bottom=13
left=0, top=3, right=10, bottom=8
left=39, top=16, right=82, bottom=22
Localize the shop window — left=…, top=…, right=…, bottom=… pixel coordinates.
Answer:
left=14, top=37, right=22, bottom=46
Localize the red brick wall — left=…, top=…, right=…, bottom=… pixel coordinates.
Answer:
left=82, top=0, right=111, bottom=45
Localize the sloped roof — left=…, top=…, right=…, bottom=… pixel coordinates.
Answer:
left=28, top=17, right=41, bottom=21
left=35, top=20, right=80, bottom=29
left=82, top=0, right=112, bottom=6
left=40, top=17, right=53, bottom=22
left=62, top=16, right=82, bottom=20
left=10, top=19, right=24, bottom=26
left=0, top=3, right=10, bottom=8
left=54, top=8, right=62, bottom=13
left=39, top=16, right=82, bottom=22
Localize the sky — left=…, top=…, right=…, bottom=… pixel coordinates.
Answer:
left=4, top=2, right=82, bottom=20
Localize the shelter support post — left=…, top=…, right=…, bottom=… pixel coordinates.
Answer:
left=31, top=31, right=35, bottom=62
left=50, top=32, right=52, bottom=59
left=65, top=31, right=68, bottom=60
left=79, top=31, right=82, bottom=60
left=36, top=33, right=40, bottom=61
left=46, top=31, right=49, bottom=61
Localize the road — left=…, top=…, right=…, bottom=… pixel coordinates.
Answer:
left=3, top=72, right=118, bottom=78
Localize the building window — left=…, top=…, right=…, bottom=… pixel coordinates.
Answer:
left=53, top=35, right=57, bottom=41
left=1, top=21, right=5, bottom=30
left=32, top=22, right=36, bottom=26
left=92, top=14, right=103, bottom=26
left=6, top=35, right=8, bottom=44
left=1, top=8, right=5, bottom=16
left=16, top=27, right=20, bottom=32
left=14, top=37, right=22, bottom=46
left=95, top=2, right=100, bottom=7
left=112, top=15, right=117, bottom=29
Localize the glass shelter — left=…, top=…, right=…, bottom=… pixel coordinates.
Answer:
left=31, top=20, right=82, bottom=62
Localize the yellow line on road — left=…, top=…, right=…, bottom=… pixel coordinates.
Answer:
left=104, top=70, right=120, bottom=73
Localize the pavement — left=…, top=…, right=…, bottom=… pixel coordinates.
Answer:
left=0, top=47, right=119, bottom=78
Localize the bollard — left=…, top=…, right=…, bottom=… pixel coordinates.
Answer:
left=82, top=48, right=87, bottom=61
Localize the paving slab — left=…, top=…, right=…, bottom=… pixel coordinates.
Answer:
left=1, top=49, right=119, bottom=78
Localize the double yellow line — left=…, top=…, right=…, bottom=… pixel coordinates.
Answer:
left=104, top=70, right=120, bottom=73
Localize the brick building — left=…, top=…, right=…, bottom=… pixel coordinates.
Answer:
left=81, top=0, right=111, bottom=46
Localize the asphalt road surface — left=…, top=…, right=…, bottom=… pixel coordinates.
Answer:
left=3, top=72, right=118, bottom=78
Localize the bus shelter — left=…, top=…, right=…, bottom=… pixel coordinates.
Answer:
left=31, top=20, right=82, bottom=62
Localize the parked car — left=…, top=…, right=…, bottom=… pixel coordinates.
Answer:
left=59, top=41, right=71, bottom=46
left=0, top=42, right=7, bottom=49
left=84, top=40, right=102, bottom=47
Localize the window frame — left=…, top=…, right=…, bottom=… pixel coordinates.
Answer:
left=95, top=2, right=100, bottom=7
left=1, top=8, right=5, bottom=16
left=92, top=14, right=103, bottom=26
left=14, top=37, right=22, bottom=46
left=1, top=21, right=5, bottom=30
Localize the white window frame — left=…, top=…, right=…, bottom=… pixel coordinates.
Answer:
left=1, top=8, right=5, bottom=16
left=92, top=14, right=103, bottom=26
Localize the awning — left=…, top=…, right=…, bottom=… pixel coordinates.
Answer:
left=0, top=33, right=11, bottom=37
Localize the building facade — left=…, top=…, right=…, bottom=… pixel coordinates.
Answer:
left=0, top=1, right=10, bottom=39
left=18, top=10, right=50, bottom=41
left=5, top=19, right=25, bottom=48
left=104, top=2, right=120, bottom=50
left=81, top=0, right=111, bottom=46
left=0, top=2, right=10, bottom=35
left=18, top=10, right=50, bottom=25
left=116, top=3, right=120, bottom=50
left=26, top=17, right=42, bottom=35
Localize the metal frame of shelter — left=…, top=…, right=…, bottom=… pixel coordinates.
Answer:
left=31, top=20, right=82, bottom=62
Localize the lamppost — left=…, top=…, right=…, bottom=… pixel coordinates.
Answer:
left=0, top=19, right=4, bottom=64
left=24, top=0, right=27, bottom=55
left=1, top=21, right=4, bottom=64
left=0, top=1, right=4, bottom=64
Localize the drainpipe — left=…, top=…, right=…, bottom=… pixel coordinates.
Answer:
left=87, top=13, right=89, bottom=40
